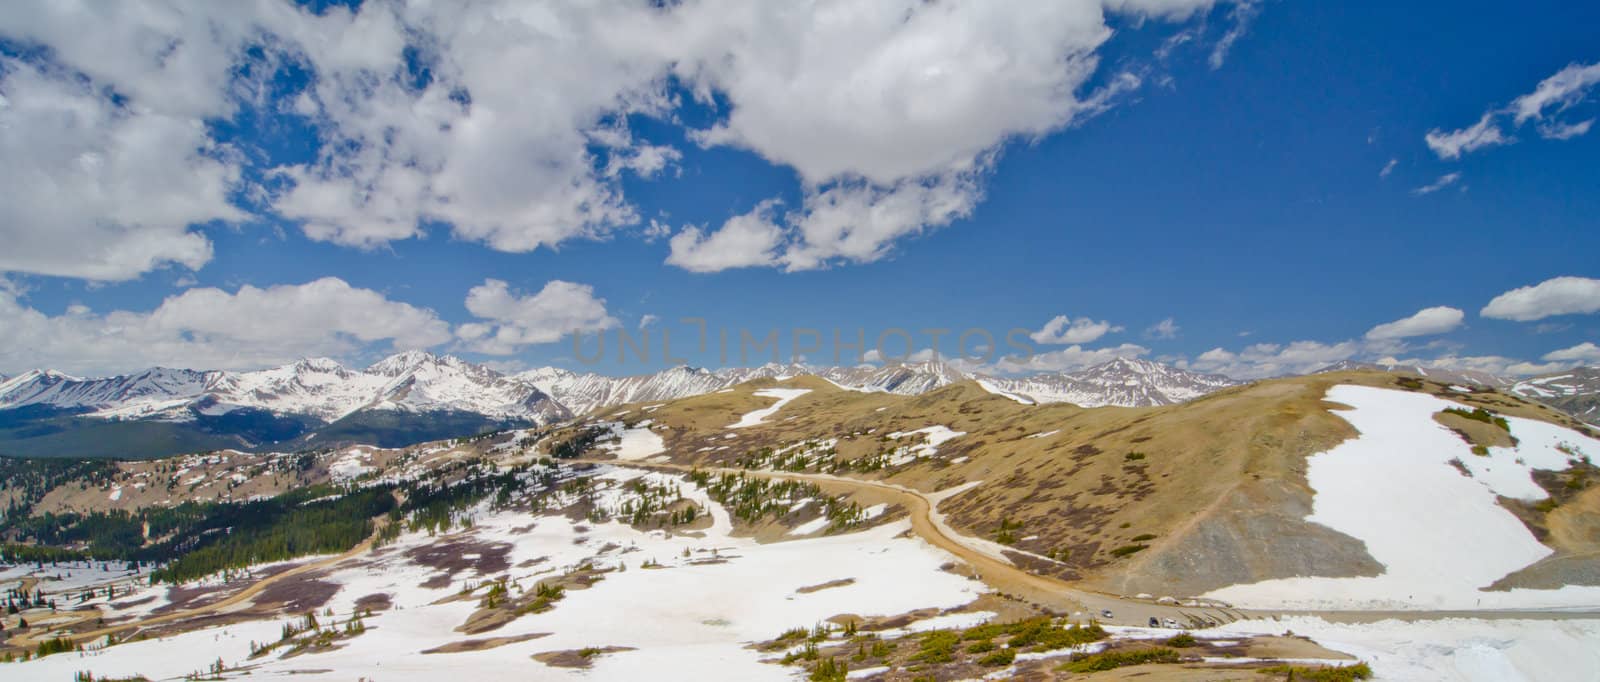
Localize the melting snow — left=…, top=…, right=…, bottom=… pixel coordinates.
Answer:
left=1206, top=385, right=1600, bottom=610
left=728, top=388, right=812, bottom=428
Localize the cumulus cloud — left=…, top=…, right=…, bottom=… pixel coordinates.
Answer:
left=663, top=0, right=1226, bottom=272
left=1184, top=339, right=1360, bottom=379
left=1426, top=61, right=1600, bottom=159
left=1364, top=306, right=1464, bottom=340
left=1544, top=342, right=1600, bottom=363
left=0, top=57, right=243, bottom=281
left=1411, top=172, right=1462, bottom=195
left=1481, top=276, right=1600, bottom=321
left=666, top=201, right=787, bottom=273
left=2, top=1, right=1247, bottom=281
left=0, top=279, right=450, bottom=376
left=1397, top=354, right=1565, bottom=378
left=457, top=279, right=618, bottom=355
left=1144, top=317, right=1180, bottom=340
left=1030, top=315, right=1122, bottom=345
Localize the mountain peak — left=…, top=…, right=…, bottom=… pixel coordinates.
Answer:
left=367, top=350, right=447, bottom=376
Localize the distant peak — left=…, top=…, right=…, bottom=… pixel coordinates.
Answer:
left=293, top=357, right=347, bottom=372
left=367, top=350, right=442, bottom=374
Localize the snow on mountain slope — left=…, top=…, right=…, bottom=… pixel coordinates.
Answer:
left=204, top=358, right=388, bottom=421
left=365, top=351, right=569, bottom=422
left=1206, top=384, right=1600, bottom=610
left=0, top=367, right=214, bottom=416
left=0, top=353, right=568, bottom=425
left=528, top=358, right=1239, bottom=414
left=1510, top=367, right=1600, bottom=426
left=982, top=357, right=1240, bottom=407
left=817, top=360, right=970, bottom=395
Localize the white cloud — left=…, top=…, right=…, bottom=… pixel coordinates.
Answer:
left=665, top=201, right=787, bottom=273
left=1207, top=0, right=1259, bottom=69
left=1, top=0, right=1244, bottom=281
left=0, top=58, right=244, bottom=281
left=458, top=279, right=618, bottom=355
left=1364, top=306, right=1464, bottom=340
left=994, top=343, right=1150, bottom=374
left=1424, top=114, right=1508, bottom=160
left=1411, top=172, right=1462, bottom=195
left=638, top=314, right=660, bottom=330
left=1380, top=158, right=1397, bottom=177
left=1539, top=118, right=1594, bottom=140
left=781, top=174, right=985, bottom=271
left=1481, top=276, right=1600, bottom=321
left=1144, top=317, right=1180, bottom=340
left=1427, top=61, right=1600, bottom=159
left=1403, top=354, right=1565, bottom=378
left=0, top=279, right=450, bottom=376
left=1510, top=62, right=1600, bottom=129
left=1029, top=315, right=1122, bottom=345
left=1544, top=342, right=1600, bottom=364
left=1185, top=340, right=1360, bottom=379
left=666, top=0, right=1217, bottom=271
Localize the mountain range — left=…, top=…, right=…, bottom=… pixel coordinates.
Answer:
left=3, top=352, right=1596, bottom=459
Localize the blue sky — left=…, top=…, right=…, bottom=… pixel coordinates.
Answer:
left=1, top=0, right=1597, bottom=379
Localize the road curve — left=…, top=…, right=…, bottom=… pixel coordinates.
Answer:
left=574, top=458, right=1600, bottom=628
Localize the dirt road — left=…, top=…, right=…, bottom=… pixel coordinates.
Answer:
left=572, top=458, right=1238, bottom=627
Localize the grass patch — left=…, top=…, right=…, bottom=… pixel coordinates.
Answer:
left=977, top=647, right=1016, bottom=666
left=1109, top=544, right=1149, bottom=558
left=1164, top=632, right=1197, bottom=647
left=1443, top=407, right=1510, bottom=432
left=1259, top=662, right=1374, bottom=681
left=1059, top=647, right=1180, bottom=672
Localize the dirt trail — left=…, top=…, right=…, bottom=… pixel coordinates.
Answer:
left=575, top=458, right=1600, bottom=628
left=5, top=517, right=389, bottom=650
left=571, top=459, right=1236, bottom=627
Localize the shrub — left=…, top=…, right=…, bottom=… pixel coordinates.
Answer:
left=910, top=631, right=961, bottom=663
left=1130, top=533, right=1157, bottom=542
left=977, top=647, right=1016, bottom=666
left=1109, top=544, right=1149, bottom=558
left=1164, top=633, right=1197, bottom=647
left=1124, top=452, right=1146, bottom=461
left=1060, top=647, right=1180, bottom=672
left=1259, top=662, right=1374, bottom=681
left=1443, top=407, right=1510, bottom=431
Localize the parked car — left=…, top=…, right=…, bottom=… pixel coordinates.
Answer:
left=1100, top=609, right=1114, bottom=619
left=1148, top=617, right=1160, bottom=627
left=1163, top=618, right=1181, bottom=628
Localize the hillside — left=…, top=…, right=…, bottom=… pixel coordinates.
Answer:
left=571, top=370, right=1600, bottom=601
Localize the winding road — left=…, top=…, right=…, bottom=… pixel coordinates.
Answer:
left=573, top=458, right=1600, bottom=629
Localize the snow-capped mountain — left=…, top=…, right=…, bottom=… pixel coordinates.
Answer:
left=0, top=352, right=568, bottom=424
left=980, top=357, right=1242, bottom=407
left=518, top=363, right=811, bottom=416
left=816, top=360, right=971, bottom=395
left=1510, top=367, right=1600, bottom=426
left=520, top=357, right=1238, bottom=414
